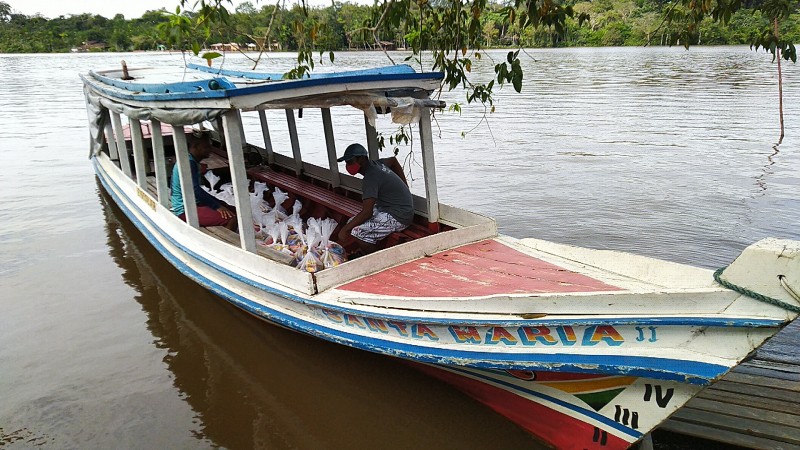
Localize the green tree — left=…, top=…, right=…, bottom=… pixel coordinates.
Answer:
left=0, top=1, right=11, bottom=22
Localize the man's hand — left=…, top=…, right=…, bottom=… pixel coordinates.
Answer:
left=338, top=227, right=351, bottom=242
left=217, top=206, right=233, bottom=220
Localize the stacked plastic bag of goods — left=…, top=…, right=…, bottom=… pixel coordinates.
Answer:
left=202, top=172, right=347, bottom=272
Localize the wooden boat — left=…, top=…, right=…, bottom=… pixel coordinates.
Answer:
left=81, top=61, right=800, bottom=449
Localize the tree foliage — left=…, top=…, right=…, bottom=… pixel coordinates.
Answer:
left=1, top=0, right=797, bottom=104
left=163, top=0, right=797, bottom=108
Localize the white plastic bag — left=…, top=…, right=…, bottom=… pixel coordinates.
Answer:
left=296, top=226, right=322, bottom=272
left=390, top=98, right=422, bottom=125
left=215, top=183, right=235, bottom=206
left=296, top=247, right=322, bottom=273
left=204, top=171, right=221, bottom=192
left=319, top=218, right=337, bottom=249
left=272, top=187, right=289, bottom=217
left=318, top=218, right=346, bottom=268
left=285, top=199, right=304, bottom=231
left=264, top=222, right=280, bottom=246
left=250, top=191, right=268, bottom=216
left=253, top=181, right=268, bottom=199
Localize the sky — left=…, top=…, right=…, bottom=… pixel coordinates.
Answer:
left=5, top=0, right=342, bottom=20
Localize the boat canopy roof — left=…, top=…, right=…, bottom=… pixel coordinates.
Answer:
left=81, top=61, right=446, bottom=165
left=81, top=62, right=444, bottom=112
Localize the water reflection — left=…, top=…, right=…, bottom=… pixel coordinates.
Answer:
left=755, top=145, right=780, bottom=193
left=97, top=184, right=541, bottom=449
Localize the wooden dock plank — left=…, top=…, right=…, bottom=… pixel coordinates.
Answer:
left=667, top=408, right=800, bottom=445
left=754, top=320, right=800, bottom=365
left=697, top=389, right=800, bottom=414
left=684, top=397, right=800, bottom=429
left=737, top=361, right=800, bottom=381
left=723, top=372, right=800, bottom=393
left=659, top=420, right=800, bottom=450
left=709, top=379, right=800, bottom=403
left=662, top=320, right=800, bottom=449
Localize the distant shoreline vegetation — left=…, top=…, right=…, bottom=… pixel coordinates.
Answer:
left=0, top=0, right=798, bottom=54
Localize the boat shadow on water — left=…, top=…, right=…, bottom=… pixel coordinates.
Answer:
left=97, top=184, right=545, bottom=449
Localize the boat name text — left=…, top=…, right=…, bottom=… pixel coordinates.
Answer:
left=320, top=310, right=636, bottom=346
left=137, top=187, right=157, bottom=211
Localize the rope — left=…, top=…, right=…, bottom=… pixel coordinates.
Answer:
left=779, top=275, right=800, bottom=303
left=713, top=266, right=800, bottom=314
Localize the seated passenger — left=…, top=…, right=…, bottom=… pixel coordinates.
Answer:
left=170, top=130, right=236, bottom=230
left=336, top=143, right=413, bottom=255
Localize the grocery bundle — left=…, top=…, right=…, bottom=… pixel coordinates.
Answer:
left=202, top=172, right=348, bottom=272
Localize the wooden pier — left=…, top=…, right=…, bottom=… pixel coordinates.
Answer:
left=661, top=319, right=800, bottom=449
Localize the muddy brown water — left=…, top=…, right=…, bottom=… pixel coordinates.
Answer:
left=1, top=48, right=798, bottom=448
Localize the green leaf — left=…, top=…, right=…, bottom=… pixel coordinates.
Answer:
left=512, top=73, right=522, bottom=93
left=192, top=42, right=200, bottom=56
left=202, top=51, right=222, bottom=60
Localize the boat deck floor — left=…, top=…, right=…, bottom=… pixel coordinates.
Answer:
left=337, top=239, right=624, bottom=297
left=144, top=174, right=625, bottom=297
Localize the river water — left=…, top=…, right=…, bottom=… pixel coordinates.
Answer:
left=1, top=48, right=797, bottom=449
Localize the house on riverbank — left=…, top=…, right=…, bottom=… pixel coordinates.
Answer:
left=70, top=40, right=108, bottom=53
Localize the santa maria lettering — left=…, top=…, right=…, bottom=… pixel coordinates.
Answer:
left=320, top=310, right=630, bottom=346
left=453, top=325, right=624, bottom=346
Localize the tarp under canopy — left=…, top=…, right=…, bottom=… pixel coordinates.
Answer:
left=84, top=85, right=228, bottom=157
left=84, top=84, right=444, bottom=157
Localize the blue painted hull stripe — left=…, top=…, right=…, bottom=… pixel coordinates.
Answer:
left=93, top=162, right=731, bottom=384
left=444, top=365, right=642, bottom=439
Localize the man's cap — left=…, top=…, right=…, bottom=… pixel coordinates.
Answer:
left=337, top=143, right=368, bottom=162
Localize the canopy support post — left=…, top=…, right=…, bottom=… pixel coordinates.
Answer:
left=171, top=126, right=199, bottom=228
left=129, top=119, right=148, bottom=189
left=322, top=108, right=340, bottom=188
left=418, top=107, right=440, bottom=230
left=111, top=111, right=133, bottom=178
left=222, top=111, right=257, bottom=253
left=101, top=109, right=119, bottom=161
left=236, top=110, right=247, bottom=143
left=285, top=109, right=303, bottom=175
left=364, top=114, right=379, bottom=160
left=258, top=110, right=275, bottom=164
left=150, top=120, right=170, bottom=208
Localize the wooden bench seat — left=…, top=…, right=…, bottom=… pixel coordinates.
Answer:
left=247, top=166, right=362, bottom=217
left=246, top=165, right=436, bottom=247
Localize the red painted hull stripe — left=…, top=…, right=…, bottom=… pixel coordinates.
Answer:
left=414, top=364, right=634, bottom=450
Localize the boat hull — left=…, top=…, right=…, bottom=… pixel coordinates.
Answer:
left=92, top=152, right=795, bottom=449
